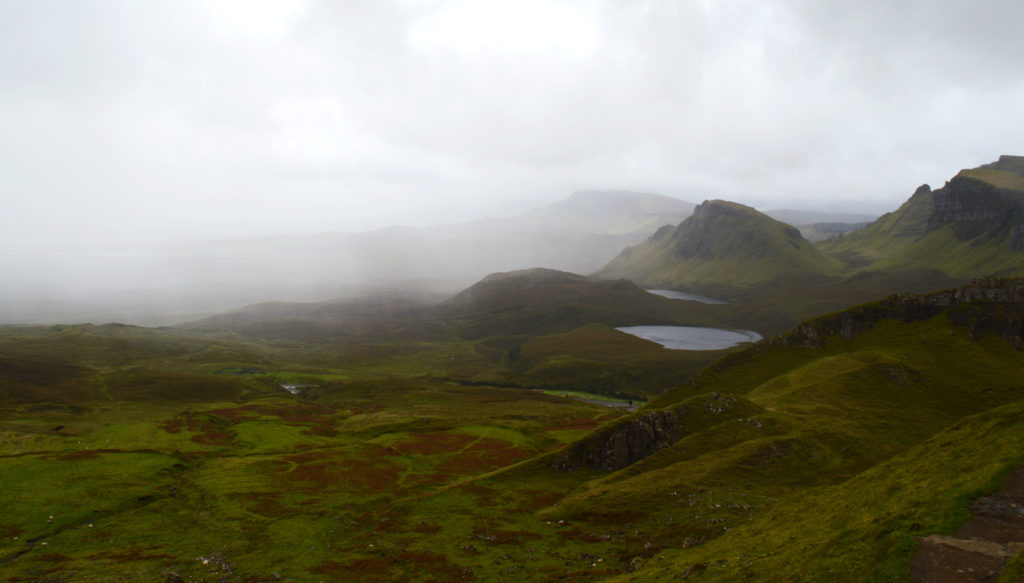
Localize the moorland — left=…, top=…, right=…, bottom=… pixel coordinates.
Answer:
left=4, top=157, right=1024, bottom=582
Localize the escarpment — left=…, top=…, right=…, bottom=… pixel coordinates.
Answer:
left=928, top=175, right=1024, bottom=240
left=552, top=410, right=680, bottom=472
left=552, top=393, right=743, bottom=472
left=777, top=277, right=1024, bottom=348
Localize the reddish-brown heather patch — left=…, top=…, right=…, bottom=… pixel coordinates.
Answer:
left=160, top=414, right=233, bottom=445
left=311, top=558, right=389, bottom=582
left=410, top=522, right=443, bottom=533
left=518, top=489, right=565, bottom=512
left=543, top=417, right=600, bottom=432
left=558, top=527, right=604, bottom=543
left=388, top=551, right=470, bottom=582
left=336, top=457, right=402, bottom=493
left=0, top=525, right=23, bottom=539
left=206, top=402, right=338, bottom=435
left=159, top=418, right=185, bottom=433
left=465, top=437, right=515, bottom=451
left=362, top=443, right=399, bottom=458
left=204, top=401, right=335, bottom=430
left=437, top=445, right=529, bottom=475
left=229, top=492, right=294, bottom=518
left=271, top=446, right=401, bottom=494
left=284, top=462, right=338, bottom=490
left=55, top=449, right=100, bottom=460
left=271, top=454, right=339, bottom=492
left=571, top=510, right=642, bottom=524
left=190, top=426, right=232, bottom=445
left=394, top=432, right=477, bottom=455
left=203, top=404, right=260, bottom=423
left=281, top=450, right=331, bottom=465
left=470, top=528, right=542, bottom=545
left=88, top=544, right=176, bottom=562
left=403, top=472, right=450, bottom=488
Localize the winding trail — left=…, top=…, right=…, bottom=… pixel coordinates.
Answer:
left=911, top=465, right=1024, bottom=582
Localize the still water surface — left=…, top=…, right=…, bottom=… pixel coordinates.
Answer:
left=645, top=289, right=729, bottom=304
left=617, top=326, right=762, bottom=350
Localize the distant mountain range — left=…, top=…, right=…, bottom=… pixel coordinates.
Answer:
left=3, top=189, right=872, bottom=326
left=596, top=156, right=1024, bottom=307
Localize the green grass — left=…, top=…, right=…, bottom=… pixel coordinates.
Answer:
left=612, top=399, right=1024, bottom=582
left=0, top=323, right=632, bottom=581
left=5, top=280, right=1024, bottom=580
left=596, top=200, right=843, bottom=297
left=961, top=168, right=1024, bottom=191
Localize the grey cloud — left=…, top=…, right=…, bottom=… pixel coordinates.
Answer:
left=2, top=0, right=1023, bottom=253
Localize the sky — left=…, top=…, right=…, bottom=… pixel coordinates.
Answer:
left=3, top=0, right=1024, bottom=250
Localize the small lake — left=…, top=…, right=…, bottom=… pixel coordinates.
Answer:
left=617, top=326, right=762, bottom=350
left=646, top=289, right=728, bottom=304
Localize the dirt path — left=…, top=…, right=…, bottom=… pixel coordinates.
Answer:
left=911, top=466, right=1024, bottom=582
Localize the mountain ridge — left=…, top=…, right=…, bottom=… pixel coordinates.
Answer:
left=822, top=156, right=1024, bottom=276
left=594, top=199, right=842, bottom=299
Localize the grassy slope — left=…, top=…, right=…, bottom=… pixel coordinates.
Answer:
left=474, top=323, right=733, bottom=399
left=0, top=324, right=634, bottom=582
left=613, top=399, right=1024, bottom=582
left=595, top=201, right=843, bottom=298
left=869, top=225, right=1024, bottom=277
left=820, top=186, right=935, bottom=269
left=5, top=283, right=1024, bottom=580
left=823, top=168, right=1024, bottom=277
left=588, top=304, right=1024, bottom=581
left=332, top=298, right=1024, bottom=581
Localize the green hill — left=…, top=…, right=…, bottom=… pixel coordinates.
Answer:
left=314, top=277, right=1024, bottom=582
left=595, top=200, right=843, bottom=300
left=437, top=267, right=725, bottom=338
left=823, top=155, right=1024, bottom=277
left=5, top=272, right=1024, bottom=580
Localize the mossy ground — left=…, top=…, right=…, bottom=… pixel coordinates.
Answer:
left=4, top=295, right=1024, bottom=581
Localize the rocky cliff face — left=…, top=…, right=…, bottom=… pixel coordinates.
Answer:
left=777, top=277, right=1024, bottom=348
left=552, top=393, right=741, bottom=472
left=552, top=410, right=680, bottom=471
left=927, top=175, right=1023, bottom=233
left=919, top=156, right=1024, bottom=242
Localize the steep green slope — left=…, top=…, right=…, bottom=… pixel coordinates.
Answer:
left=595, top=200, right=843, bottom=300
left=340, top=278, right=1024, bottom=581
left=823, top=155, right=1024, bottom=277
left=5, top=277, right=1024, bottom=580
left=613, top=399, right=1024, bottom=582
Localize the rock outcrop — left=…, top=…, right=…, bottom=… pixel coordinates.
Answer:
left=552, top=410, right=680, bottom=471
left=927, top=175, right=1024, bottom=240
left=911, top=464, right=1024, bottom=583
left=776, top=277, right=1024, bottom=348
left=551, top=393, right=743, bottom=472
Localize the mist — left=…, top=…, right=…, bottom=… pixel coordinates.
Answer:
left=3, top=0, right=1023, bottom=324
